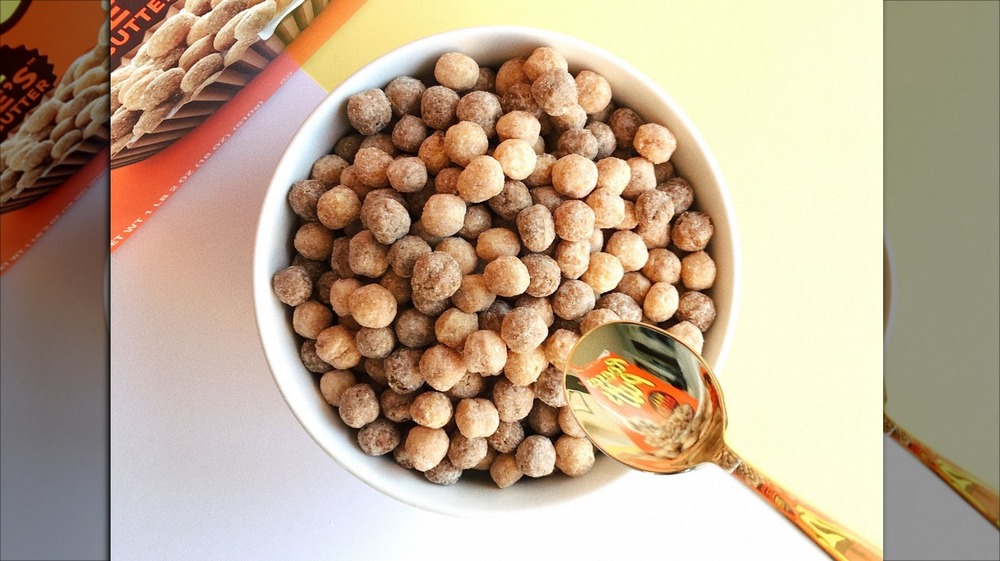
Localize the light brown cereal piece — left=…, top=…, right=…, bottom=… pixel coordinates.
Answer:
left=483, top=255, right=530, bottom=298
left=458, top=204, right=492, bottom=240
left=292, top=300, right=333, bottom=339
left=454, top=398, right=501, bottom=439
left=492, top=138, right=536, bottom=180
left=338, top=383, right=380, bottom=428
left=580, top=308, right=620, bottom=334
left=473, top=445, right=498, bottom=471
left=677, top=291, right=716, bottom=332
left=490, top=452, right=524, bottom=488
left=575, top=70, right=612, bottom=115
left=555, top=240, right=590, bottom=279
left=552, top=279, right=596, bottom=321
left=488, top=179, right=532, bottom=221
left=545, top=329, right=580, bottom=373
left=446, top=371, right=487, bottom=400
left=463, top=330, right=507, bottom=375
left=533, top=365, right=568, bottom=408
left=519, top=253, right=559, bottom=298
left=385, top=76, right=426, bottom=117
left=531, top=69, right=577, bottom=117
left=555, top=435, right=595, bottom=476
left=505, top=347, right=548, bottom=386
left=633, top=123, right=677, bottom=164
left=550, top=104, right=587, bottom=134
left=348, top=284, right=397, bottom=329
left=272, top=265, right=312, bottom=306
left=385, top=348, right=425, bottom=393
left=328, top=277, right=360, bottom=316
left=443, top=121, right=488, bottom=166
left=498, top=306, right=547, bottom=354
left=348, top=230, right=390, bottom=278
left=357, top=418, right=401, bottom=456
left=596, top=292, right=643, bottom=322
left=515, top=434, right=556, bottom=477
left=605, top=230, right=648, bottom=273
left=420, top=193, right=467, bottom=238
left=448, top=434, right=488, bottom=469
left=309, top=154, right=349, bottom=187
left=476, top=227, right=525, bottom=261
left=432, top=166, right=461, bottom=195
left=515, top=295, right=554, bottom=327
left=365, top=358, right=388, bottom=386
left=523, top=46, right=568, bottom=81
left=347, top=88, right=392, bottom=135
left=315, top=325, right=361, bottom=370
left=434, top=52, right=479, bottom=91
left=553, top=199, right=596, bottom=243
left=609, top=107, right=644, bottom=151
left=581, top=252, right=625, bottom=295
left=421, top=85, right=460, bottom=130
left=391, top=115, right=429, bottom=154
left=495, top=57, right=529, bottom=95
left=353, top=147, right=393, bottom=189
left=380, top=389, right=416, bottom=423
left=434, top=308, right=479, bottom=349
left=622, top=156, right=657, bottom=200
left=451, top=274, right=496, bottom=314
left=410, top=391, right=453, bottom=428
left=680, top=251, right=717, bottom=290
left=492, top=378, right=535, bottom=423
left=453, top=155, right=503, bottom=203
left=642, top=248, right=682, bottom=284
left=514, top=204, right=555, bottom=253
left=435, top=237, right=477, bottom=275
left=356, top=327, right=396, bottom=359
left=525, top=153, right=557, bottom=188
left=360, top=195, right=411, bottom=245
left=558, top=406, right=588, bottom=438
left=495, top=110, right=541, bottom=143
left=319, top=370, right=357, bottom=407
left=488, top=421, right=525, bottom=454
left=667, top=321, right=705, bottom=354
left=386, top=156, right=428, bottom=194
left=334, top=134, right=364, bottom=162
left=672, top=211, right=714, bottom=252
left=405, top=426, right=450, bottom=472
left=293, top=222, right=334, bottom=261
left=643, top=282, right=679, bottom=322
left=478, top=299, right=512, bottom=333
left=419, top=344, right=467, bottom=391
left=381, top=269, right=413, bottom=306
left=595, top=157, right=631, bottom=195
left=387, top=235, right=432, bottom=278
left=551, top=154, right=598, bottom=199
left=527, top=401, right=561, bottom=437
left=411, top=251, right=462, bottom=300
left=394, top=308, right=436, bottom=348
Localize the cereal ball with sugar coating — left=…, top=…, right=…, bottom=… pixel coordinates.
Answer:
left=338, top=383, right=379, bottom=428
left=410, top=391, right=453, bottom=428
left=293, top=222, right=333, bottom=261
left=597, top=292, right=643, bottom=322
left=388, top=235, right=431, bottom=278
left=385, top=76, right=426, bottom=117
left=490, top=452, right=523, bottom=488
left=418, top=131, right=451, bottom=174
left=605, top=230, right=648, bottom=272
left=586, top=187, right=626, bottom=229
left=348, top=230, right=389, bottom=278
left=643, top=248, right=682, bottom=284
left=516, top=204, right=556, bottom=253
left=505, top=347, right=548, bottom=386
left=421, top=85, right=460, bottom=130
left=434, top=308, right=479, bottom=349
left=532, top=69, right=577, bottom=117
left=353, top=146, right=393, bottom=188
left=643, top=282, right=679, bottom=322
left=575, top=70, right=612, bottom=115
left=555, top=435, right=595, bottom=476
left=463, top=330, right=507, bottom=375
left=495, top=57, right=528, bottom=95
left=523, top=46, right=568, bottom=81
left=435, top=51, right=479, bottom=91
left=394, top=308, right=436, bottom=348
left=288, top=179, right=328, bottom=221
left=672, top=211, right=714, bottom=252
left=444, top=121, right=488, bottom=166
left=446, top=371, right=487, bottom=400
left=483, top=255, right=530, bottom=297
left=494, top=138, right=537, bottom=180
left=292, top=300, right=333, bottom=339
left=609, top=107, right=643, bottom=151
left=667, top=321, right=704, bottom=354
left=411, top=251, right=462, bottom=300
left=617, top=271, right=652, bottom=306
left=580, top=308, right=620, bottom=334
left=500, top=306, right=547, bottom=354
left=300, top=340, right=330, bottom=373
left=622, top=156, right=656, bottom=200
left=555, top=239, right=590, bottom=280
left=559, top=406, right=588, bottom=438
left=533, top=365, right=568, bottom=407
left=452, top=274, right=496, bottom=314
left=596, top=157, right=630, bottom=195
left=421, top=194, right=467, bottom=238
left=435, top=237, right=477, bottom=275
left=319, top=369, right=356, bottom=407
left=355, top=327, right=396, bottom=359
left=552, top=279, right=596, bottom=321
left=516, top=434, right=556, bottom=477
left=633, top=122, right=677, bottom=164
left=347, top=88, right=392, bottom=135
left=553, top=200, right=595, bottom=242
left=348, top=284, right=397, bottom=328
left=360, top=195, right=410, bottom=245
left=386, top=156, right=428, bottom=193
left=448, top=434, right=488, bottom=469
left=521, top=253, right=561, bottom=298
left=385, top=347, right=425, bottom=393
left=392, top=115, right=429, bottom=154
left=581, top=252, right=625, bottom=295
left=545, top=329, right=580, bottom=373
left=315, top=325, right=362, bottom=370
left=496, top=110, right=541, bottom=142
left=459, top=204, right=492, bottom=240
left=272, top=265, right=312, bottom=306
left=456, top=90, right=503, bottom=137
left=488, top=179, right=532, bottom=221
left=380, top=388, right=415, bottom=423
left=551, top=154, right=598, bottom=199
left=492, top=377, right=535, bottom=423
left=635, top=189, right=675, bottom=229
left=658, top=176, right=695, bottom=215
left=328, top=277, right=361, bottom=316
left=310, top=154, right=349, bottom=187
left=556, top=128, right=599, bottom=159
left=317, top=186, right=361, bottom=230
left=677, top=291, right=716, bottom=332
left=455, top=398, right=501, bottom=438
left=681, top=250, right=716, bottom=290
left=380, top=270, right=412, bottom=305
left=457, top=155, right=505, bottom=203
left=489, top=420, right=525, bottom=453
left=527, top=401, right=561, bottom=437
left=357, top=418, right=401, bottom=456
left=419, top=344, right=467, bottom=391
left=405, top=426, right=450, bottom=472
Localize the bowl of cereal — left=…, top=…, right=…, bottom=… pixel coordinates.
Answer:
left=253, top=26, right=741, bottom=516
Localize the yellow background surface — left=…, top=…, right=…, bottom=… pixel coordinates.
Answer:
left=304, top=0, right=883, bottom=548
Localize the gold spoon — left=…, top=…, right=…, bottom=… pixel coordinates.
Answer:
left=564, top=321, right=882, bottom=561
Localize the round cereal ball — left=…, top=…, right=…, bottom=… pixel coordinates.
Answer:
left=434, top=51, right=479, bottom=91
left=499, top=306, right=548, bottom=354
left=515, top=434, right=556, bottom=477
left=635, top=189, right=676, bottom=229
left=555, top=240, right=591, bottom=279
left=359, top=134, right=398, bottom=156
left=643, top=248, right=682, bottom=284
left=447, top=371, right=487, bottom=400
left=355, top=326, right=396, bottom=359
left=380, top=270, right=412, bottom=305
left=410, top=391, right=454, bottom=428
left=310, top=154, right=349, bottom=187
left=348, top=284, right=397, bottom=329
left=558, top=406, right=588, bottom=438
left=387, top=235, right=432, bottom=278
left=434, top=308, right=479, bottom=349
left=680, top=250, right=717, bottom=290
left=556, top=128, right=599, bottom=159
left=394, top=308, right=436, bottom=348
left=347, top=88, right=392, bottom=135
left=360, top=195, right=411, bottom=245
left=596, top=292, right=643, bottom=323
left=315, top=325, right=362, bottom=370
left=419, top=344, right=467, bottom=391
left=405, top=426, right=450, bottom=472
left=643, top=282, right=679, bottom=322
left=433, top=166, right=462, bottom=195
left=605, top=230, right=649, bottom=273
left=328, top=277, right=361, bottom=316
left=553, top=200, right=596, bottom=242
left=392, top=115, right=429, bottom=154
left=495, top=57, right=528, bottom=95
left=333, top=133, right=363, bottom=162
left=575, top=70, right=612, bottom=115
left=581, top=252, right=625, bottom=295
left=365, top=358, right=388, bottom=386
left=316, top=186, right=361, bottom=230
left=287, top=179, right=328, bottom=221
left=533, top=365, right=568, bottom=408
left=552, top=279, right=597, bottom=321
left=515, top=295, right=554, bottom=327
left=551, top=154, right=598, bottom=199
left=459, top=204, right=493, bottom=240
left=595, top=157, right=631, bottom=195
left=421, top=85, right=460, bottom=130
left=521, top=253, right=561, bottom=298
left=515, top=204, right=556, bottom=253
left=418, top=131, right=451, bottom=174
left=293, top=222, right=334, bottom=261
left=622, top=156, right=657, bottom=200
left=554, top=435, right=595, bottom=476
left=452, top=274, right=497, bottom=314
left=454, top=398, right=501, bottom=439
left=495, top=110, right=541, bottom=143
left=677, top=291, right=717, bottom=332
left=487, top=180, right=532, bottom=222
left=617, top=271, right=652, bottom=305
left=435, top=237, right=477, bottom=276
left=504, top=347, right=548, bottom=386
left=411, top=251, right=462, bottom=301
left=385, top=75, right=426, bottom=117
left=348, top=230, right=390, bottom=278
left=456, top=155, right=505, bottom=203
left=494, top=138, right=537, bottom=180
left=658, top=176, right=695, bottom=215
left=300, top=340, right=330, bottom=373
left=412, top=292, right=451, bottom=317
left=385, top=347, right=425, bottom=393
left=531, top=69, right=577, bottom=117
left=319, top=369, right=357, bottom=407
left=483, top=255, right=530, bottom=298
left=448, top=434, right=488, bottom=469
left=444, top=120, right=488, bottom=166
left=456, top=90, right=503, bottom=137
left=357, top=418, right=401, bottom=456
left=523, top=46, right=568, bottom=81
left=290, top=254, right=324, bottom=282
left=587, top=121, right=617, bottom=159
left=490, top=452, right=524, bottom=488
left=525, top=153, right=557, bottom=188
left=478, top=299, right=512, bottom=333
left=292, top=300, right=333, bottom=339
left=527, top=401, right=561, bottom=437
left=338, top=383, right=380, bottom=428
left=545, top=328, right=580, bottom=373
left=421, top=194, right=467, bottom=238
left=672, top=211, right=714, bottom=252
left=386, top=156, right=428, bottom=193
left=549, top=104, right=587, bottom=134
left=489, top=420, right=526, bottom=454
left=380, top=388, right=416, bottom=423
left=461, top=329, right=506, bottom=374
left=272, top=265, right=312, bottom=306
left=585, top=188, right=626, bottom=230
left=353, top=146, right=394, bottom=188
left=667, top=320, right=704, bottom=355
left=580, top=308, right=620, bottom=334
left=633, top=122, right=677, bottom=164
left=329, top=237, right=353, bottom=278
left=492, top=377, right=535, bottom=423
left=530, top=185, right=564, bottom=212
left=609, top=107, right=644, bottom=150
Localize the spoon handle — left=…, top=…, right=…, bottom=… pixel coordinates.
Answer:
left=884, top=414, right=1000, bottom=528
left=720, top=446, right=882, bottom=561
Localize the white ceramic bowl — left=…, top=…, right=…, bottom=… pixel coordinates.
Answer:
left=253, top=26, right=742, bottom=516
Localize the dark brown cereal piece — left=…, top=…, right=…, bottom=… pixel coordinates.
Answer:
left=608, top=107, right=644, bottom=151
left=357, top=418, right=401, bottom=456
left=329, top=237, right=353, bottom=278
left=412, top=292, right=451, bottom=317
left=515, top=205, right=556, bottom=254
left=385, top=76, right=426, bottom=117
left=658, top=176, right=695, bottom=215
left=385, top=347, right=425, bottom=393
left=421, top=85, right=460, bottom=130
left=300, top=340, right=330, bottom=373
left=531, top=69, right=577, bottom=117
left=360, top=195, right=411, bottom=245
left=550, top=104, right=587, bottom=134
left=338, top=383, right=380, bottom=428
left=448, top=434, right=489, bottom=469
left=380, top=388, right=416, bottom=423
left=672, top=211, right=714, bottom=252
left=287, top=179, right=328, bottom=222
left=394, top=308, right=436, bottom=348
left=319, top=369, right=357, bottom=406
left=533, top=365, right=568, bottom=408
left=334, top=133, right=364, bottom=162
left=456, top=90, right=503, bottom=137
left=556, top=128, right=599, bottom=160
left=272, top=265, right=312, bottom=306
left=424, top=458, right=463, bottom=485
left=596, top=292, right=643, bottom=323
left=411, top=251, right=462, bottom=300
left=366, top=358, right=388, bottom=387
left=347, top=88, right=392, bottom=135
left=458, top=204, right=493, bottom=240
left=676, top=291, right=717, bottom=332
left=527, top=400, right=561, bottom=437
left=552, top=279, right=597, bottom=321
left=487, top=180, right=532, bottom=222
left=387, top=235, right=432, bottom=278
left=392, top=115, right=429, bottom=154
left=474, top=66, right=496, bottom=92
left=310, top=154, right=349, bottom=187
left=515, top=434, right=556, bottom=477
left=586, top=121, right=617, bottom=159
left=291, top=255, right=325, bottom=285
left=488, top=421, right=525, bottom=454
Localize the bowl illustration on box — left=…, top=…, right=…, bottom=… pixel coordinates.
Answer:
left=109, top=0, right=334, bottom=169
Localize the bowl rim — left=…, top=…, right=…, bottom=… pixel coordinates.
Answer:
left=252, top=24, right=743, bottom=517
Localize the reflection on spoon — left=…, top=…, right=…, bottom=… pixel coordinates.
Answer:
left=565, top=321, right=882, bottom=561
